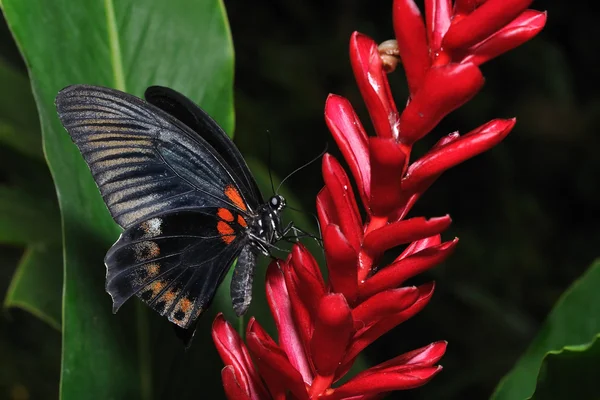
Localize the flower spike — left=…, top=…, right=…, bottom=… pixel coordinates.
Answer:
left=213, top=0, right=545, bottom=398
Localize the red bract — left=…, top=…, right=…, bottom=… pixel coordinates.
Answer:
left=213, top=0, right=545, bottom=398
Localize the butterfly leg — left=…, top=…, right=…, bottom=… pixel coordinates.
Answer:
left=248, top=232, right=289, bottom=254
left=281, top=225, right=324, bottom=248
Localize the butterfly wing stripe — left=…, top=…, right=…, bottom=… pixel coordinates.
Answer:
left=109, top=191, right=198, bottom=227
left=86, top=147, right=155, bottom=163
left=60, top=86, right=245, bottom=191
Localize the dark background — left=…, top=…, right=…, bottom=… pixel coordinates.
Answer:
left=2, top=0, right=599, bottom=399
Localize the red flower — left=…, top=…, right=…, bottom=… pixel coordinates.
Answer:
left=213, top=0, right=546, bottom=398
left=212, top=257, right=446, bottom=400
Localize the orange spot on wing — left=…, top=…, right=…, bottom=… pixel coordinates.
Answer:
left=179, top=298, right=192, bottom=313
left=217, top=221, right=236, bottom=244
left=149, top=243, right=160, bottom=257
left=237, top=215, right=248, bottom=228
left=163, top=291, right=176, bottom=303
left=151, top=281, right=164, bottom=294
left=224, top=185, right=247, bottom=211
left=146, top=263, right=160, bottom=277
left=217, top=208, right=234, bottom=221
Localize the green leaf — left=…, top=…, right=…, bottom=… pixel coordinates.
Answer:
left=491, top=260, right=600, bottom=400
left=0, top=186, right=60, bottom=245
left=4, top=244, right=63, bottom=330
left=0, top=58, right=38, bottom=128
left=529, top=334, right=600, bottom=400
left=0, top=119, right=43, bottom=160
left=1, top=0, right=234, bottom=398
left=0, top=245, right=61, bottom=399
left=0, top=58, right=42, bottom=159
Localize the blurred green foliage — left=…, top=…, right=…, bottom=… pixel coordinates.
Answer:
left=529, top=334, right=600, bottom=400
left=492, top=260, right=600, bottom=399
left=0, top=0, right=598, bottom=399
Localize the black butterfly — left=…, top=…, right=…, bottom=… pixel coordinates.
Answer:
left=55, top=85, right=295, bottom=332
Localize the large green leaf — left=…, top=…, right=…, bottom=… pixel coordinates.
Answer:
left=0, top=186, right=60, bottom=245
left=1, top=0, right=234, bottom=398
left=0, top=54, right=63, bottom=335
left=529, top=334, right=600, bottom=400
left=491, top=260, right=600, bottom=400
left=0, top=58, right=42, bottom=159
left=4, top=244, right=63, bottom=330
left=0, top=245, right=61, bottom=400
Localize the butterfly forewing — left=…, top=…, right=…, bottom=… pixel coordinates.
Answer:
left=55, top=85, right=255, bottom=227
left=145, top=86, right=263, bottom=206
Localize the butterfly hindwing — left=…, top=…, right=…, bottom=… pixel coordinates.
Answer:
left=105, top=208, right=250, bottom=328
left=55, top=85, right=256, bottom=228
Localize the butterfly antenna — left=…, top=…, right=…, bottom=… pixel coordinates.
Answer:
left=266, top=130, right=276, bottom=194
left=276, top=143, right=328, bottom=194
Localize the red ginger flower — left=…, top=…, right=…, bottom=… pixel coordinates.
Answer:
left=213, top=256, right=446, bottom=400
left=213, top=0, right=546, bottom=398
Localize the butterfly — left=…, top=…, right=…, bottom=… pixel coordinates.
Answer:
left=55, top=84, right=295, bottom=333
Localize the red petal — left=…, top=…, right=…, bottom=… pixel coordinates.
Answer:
left=246, top=317, right=278, bottom=347
left=350, top=32, right=400, bottom=140
left=365, top=341, right=447, bottom=373
left=212, top=314, right=268, bottom=400
left=247, top=320, right=309, bottom=400
left=325, top=94, right=371, bottom=203
left=352, top=286, right=420, bottom=329
left=392, top=0, right=430, bottom=95
left=454, top=0, right=487, bottom=15
left=402, top=119, right=515, bottom=193
left=425, top=0, right=452, bottom=52
left=368, top=137, right=407, bottom=217
left=460, top=10, right=547, bottom=66
left=221, top=366, right=253, bottom=400
left=433, top=131, right=461, bottom=148
left=291, top=245, right=327, bottom=316
left=443, top=0, right=534, bottom=50
left=322, top=154, right=364, bottom=251
left=266, top=262, right=312, bottom=383
left=322, top=366, right=442, bottom=399
left=292, top=245, right=325, bottom=289
left=346, top=283, right=435, bottom=361
left=310, top=294, right=354, bottom=376
left=396, top=234, right=442, bottom=260
left=392, top=132, right=461, bottom=221
left=323, top=224, right=359, bottom=303
left=360, top=239, right=457, bottom=299
left=317, top=187, right=337, bottom=228
left=398, top=63, right=484, bottom=145
left=282, top=262, right=313, bottom=355
left=362, top=215, right=451, bottom=257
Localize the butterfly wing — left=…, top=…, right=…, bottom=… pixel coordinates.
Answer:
left=144, top=86, right=263, bottom=205
left=56, top=85, right=262, bottom=327
left=55, top=84, right=258, bottom=228
left=105, top=208, right=252, bottom=328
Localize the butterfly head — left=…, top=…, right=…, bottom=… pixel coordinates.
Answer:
left=268, top=194, right=286, bottom=212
